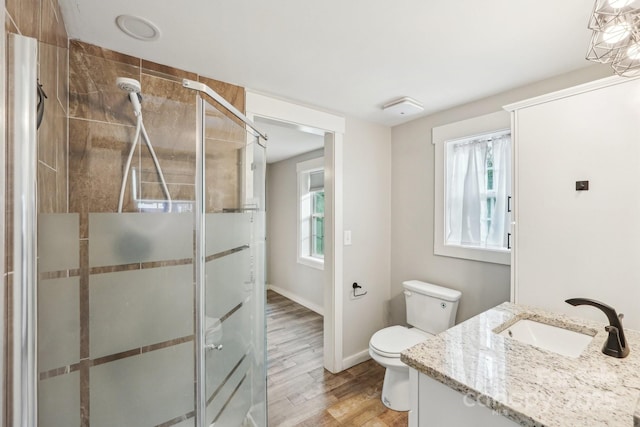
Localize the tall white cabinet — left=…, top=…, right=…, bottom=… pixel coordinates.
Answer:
left=505, top=76, right=640, bottom=330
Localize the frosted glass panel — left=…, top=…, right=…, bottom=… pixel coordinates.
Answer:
left=173, top=418, right=195, bottom=427
left=205, top=352, right=251, bottom=425
left=254, top=211, right=266, bottom=242
left=205, top=213, right=251, bottom=256
left=205, top=304, right=251, bottom=400
left=90, top=343, right=194, bottom=427
left=202, top=124, right=267, bottom=426
left=212, top=377, right=252, bottom=427
left=90, top=265, right=193, bottom=358
left=205, top=250, right=251, bottom=320
left=38, top=277, right=80, bottom=372
left=89, top=213, right=193, bottom=267
left=38, top=213, right=79, bottom=272
left=39, top=372, right=80, bottom=427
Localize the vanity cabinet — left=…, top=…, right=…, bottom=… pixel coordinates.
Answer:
left=408, top=369, right=518, bottom=427
left=404, top=301, right=640, bottom=426
left=505, top=76, right=640, bottom=330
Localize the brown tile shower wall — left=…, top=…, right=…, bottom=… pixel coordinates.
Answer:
left=68, top=40, right=246, bottom=215
left=5, top=0, right=69, bottom=425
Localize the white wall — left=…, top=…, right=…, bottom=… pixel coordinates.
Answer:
left=266, top=149, right=325, bottom=314
left=266, top=116, right=393, bottom=366
left=341, top=117, right=392, bottom=364
left=510, top=76, right=640, bottom=330
left=258, top=95, right=393, bottom=368
left=390, top=65, right=612, bottom=326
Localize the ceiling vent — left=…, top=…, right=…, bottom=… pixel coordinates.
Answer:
left=382, top=97, right=424, bottom=116
left=116, top=15, right=161, bottom=41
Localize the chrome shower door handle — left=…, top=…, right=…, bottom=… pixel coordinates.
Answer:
left=205, top=344, right=223, bottom=351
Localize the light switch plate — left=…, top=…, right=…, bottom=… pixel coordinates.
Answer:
left=344, top=230, right=352, bottom=246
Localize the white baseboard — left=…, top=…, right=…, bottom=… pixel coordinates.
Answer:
left=342, top=349, right=371, bottom=370
left=267, top=284, right=324, bottom=316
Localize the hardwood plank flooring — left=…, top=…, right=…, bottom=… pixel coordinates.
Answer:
left=267, top=290, right=408, bottom=426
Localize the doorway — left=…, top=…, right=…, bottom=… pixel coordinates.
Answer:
left=259, top=117, right=326, bottom=316
left=245, top=92, right=346, bottom=373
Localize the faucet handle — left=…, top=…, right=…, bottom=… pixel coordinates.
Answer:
left=603, top=325, right=628, bottom=358
left=605, top=325, right=619, bottom=334
left=619, top=313, right=624, bottom=321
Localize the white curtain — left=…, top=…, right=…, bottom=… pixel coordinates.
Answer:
left=486, top=135, right=511, bottom=248
left=446, top=134, right=511, bottom=248
left=447, top=140, right=487, bottom=246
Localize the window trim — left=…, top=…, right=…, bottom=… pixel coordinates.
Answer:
left=433, top=111, right=511, bottom=265
left=297, top=157, right=325, bottom=270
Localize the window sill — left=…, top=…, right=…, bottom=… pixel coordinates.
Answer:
left=298, top=256, right=325, bottom=270
left=435, top=243, right=510, bottom=265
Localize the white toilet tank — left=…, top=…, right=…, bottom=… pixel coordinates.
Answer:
left=403, top=280, right=462, bottom=335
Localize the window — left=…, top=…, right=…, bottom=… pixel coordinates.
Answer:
left=297, top=157, right=324, bottom=269
left=445, top=131, right=511, bottom=249
left=310, top=187, right=325, bottom=258
left=433, top=111, right=511, bottom=265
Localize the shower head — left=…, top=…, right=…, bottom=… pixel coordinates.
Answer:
left=116, top=77, right=142, bottom=116
left=116, top=77, right=141, bottom=93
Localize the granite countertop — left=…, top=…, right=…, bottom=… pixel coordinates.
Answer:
left=401, top=302, right=640, bottom=427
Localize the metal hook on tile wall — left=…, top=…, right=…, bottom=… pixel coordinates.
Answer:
left=36, top=79, right=47, bottom=130
left=352, top=282, right=367, bottom=297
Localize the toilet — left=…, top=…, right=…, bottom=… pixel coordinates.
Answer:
left=369, top=280, right=461, bottom=411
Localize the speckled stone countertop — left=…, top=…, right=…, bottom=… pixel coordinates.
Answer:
left=401, top=302, right=640, bottom=427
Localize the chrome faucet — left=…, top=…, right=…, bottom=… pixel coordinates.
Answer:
left=565, top=298, right=629, bottom=358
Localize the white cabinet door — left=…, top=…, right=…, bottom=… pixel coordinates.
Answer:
left=512, top=78, right=640, bottom=329
left=412, top=369, right=518, bottom=427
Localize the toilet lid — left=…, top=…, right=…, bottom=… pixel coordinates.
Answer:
left=370, top=326, right=431, bottom=357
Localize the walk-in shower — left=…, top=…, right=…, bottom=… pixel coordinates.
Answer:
left=116, top=76, right=172, bottom=213
left=8, top=33, right=268, bottom=427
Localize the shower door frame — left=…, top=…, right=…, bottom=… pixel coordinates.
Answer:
left=9, top=33, right=39, bottom=427
left=0, top=7, right=8, bottom=426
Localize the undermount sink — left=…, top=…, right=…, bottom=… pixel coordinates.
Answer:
left=498, top=318, right=594, bottom=358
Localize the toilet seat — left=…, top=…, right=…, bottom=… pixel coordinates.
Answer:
left=369, top=325, right=431, bottom=358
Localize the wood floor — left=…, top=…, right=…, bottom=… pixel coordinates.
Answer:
left=266, top=290, right=408, bottom=426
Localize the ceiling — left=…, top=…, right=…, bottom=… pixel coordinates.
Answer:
left=59, top=0, right=603, bottom=128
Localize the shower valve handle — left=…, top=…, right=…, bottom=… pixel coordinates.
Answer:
left=205, top=344, right=223, bottom=351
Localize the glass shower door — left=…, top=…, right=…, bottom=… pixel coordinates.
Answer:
left=198, top=96, right=267, bottom=427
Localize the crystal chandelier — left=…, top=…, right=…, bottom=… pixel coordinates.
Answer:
left=586, top=0, right=640, bottom=76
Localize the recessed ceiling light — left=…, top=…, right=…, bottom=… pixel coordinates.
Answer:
left=116, top=15, right=161, bottom=41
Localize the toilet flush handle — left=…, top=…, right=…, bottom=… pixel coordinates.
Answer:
left=403, top=290, right=412, bottom=297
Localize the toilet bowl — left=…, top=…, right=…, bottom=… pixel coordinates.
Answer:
left=369, top=325, right=430, bottom=411
left=369, top=280, right=461, bottom=412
